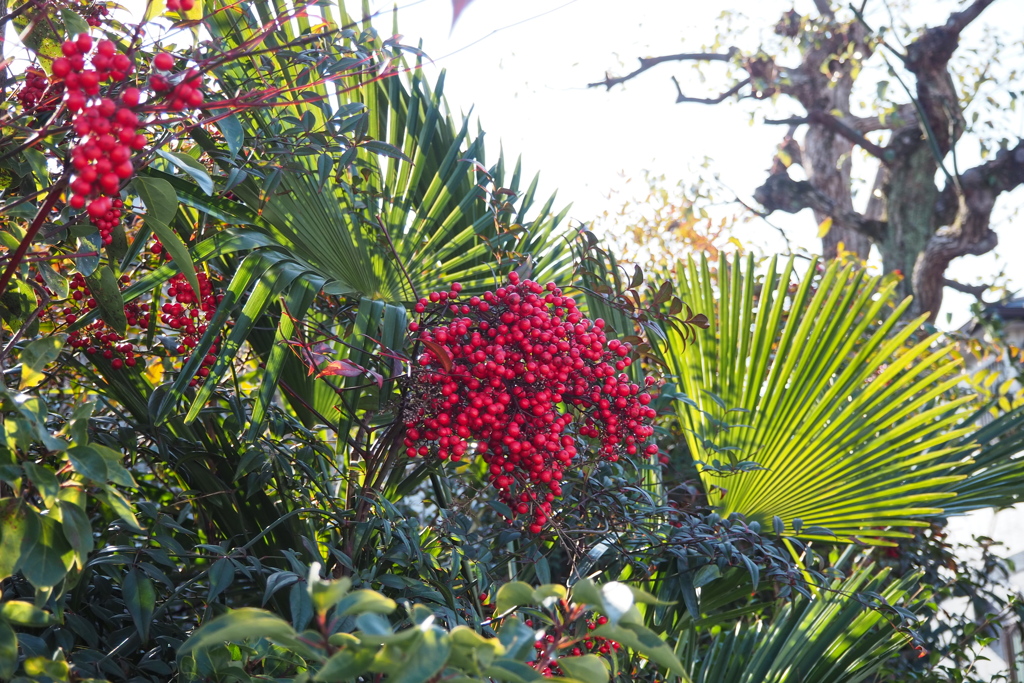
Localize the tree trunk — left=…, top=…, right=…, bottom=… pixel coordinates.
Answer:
left=876, top=134, right=941, bottom=309
left=804, top=126, right=872, bottom=259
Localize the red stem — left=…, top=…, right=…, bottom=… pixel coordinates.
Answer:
left=0, top=175, right=68, bottom=298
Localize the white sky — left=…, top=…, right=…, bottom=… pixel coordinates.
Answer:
left=374, top=0, right=1024, bottom=329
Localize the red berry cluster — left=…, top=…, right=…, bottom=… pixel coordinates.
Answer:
left=53, top=36, right=204, bottom=237
left=527, top=616, right=620, bottom=678
left=16, top=68, right=58, bottom=112
left=150, top=52, right=204, bottom=111
left=82, top=2, right=110, bottom=27
left=92, top=198, right=126, bottom=245
left=61, top=272, right=149, bottom=369
left=403, top=273, right=658, bottom=533
left=165, top=0, right=196, bottom=13
left=160, top=270, right=223, bottom=386
left=54, top=34, right=143, bottom=225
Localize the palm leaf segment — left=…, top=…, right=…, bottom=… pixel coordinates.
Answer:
left=679, top=563, right=918, bottom=683
left=660, top=254, right=973, bottom=544
left=148, top=0, right=574, bottom=428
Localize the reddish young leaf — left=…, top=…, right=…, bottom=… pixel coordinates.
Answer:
left=315, top=359, right=364, bottom=379
left=421, top=340, right=453, bottom=373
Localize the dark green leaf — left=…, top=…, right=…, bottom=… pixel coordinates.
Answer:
left=0, top=499, right=28, bottom=581
left=65, top=445, right=108, bottom=483
left=207, top=558, right=235, bottom=603
left=19, top=335, right=63, bottom=376
left=59, top=8, right=90, bottom=37
left=692, top=564, right=721, bottom=588
left=19, top=511, right=73, bottom=588
left=84, top=265, right=127, bottom=336
left=558, top=654, right=609, bottom=683
left=314, top=648, right=376, bottom=681
left=0, top=619, right=16, bottom=680
left=213, top=110, right=244, bottom=157
left=123, top=568, right=156, bottom=642
left=592, top=622, right=688, bottom=679
left=37, top=264, right=68, bottom=299
left=75, top=233, right=102, bottom=276
left=495, top=581, right=535, bottom=615
left=389, top=628, right=451, bottom=683
left=22, top=462, right=58, bottom=508
left=58, top=500, right=94, bottom=559
left=134, top=176, right=201, bottom=301
left=360, top=140, right=411, bottom=162
left=336, top=589, right=398, bottom=616
left=178, top=608, right=305, bottom=658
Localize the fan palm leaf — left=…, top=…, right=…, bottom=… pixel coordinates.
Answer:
left=658, top=254, right=973, bottom=544
left=678, top=562, right=919, bottom=683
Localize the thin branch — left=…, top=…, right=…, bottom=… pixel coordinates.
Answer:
left=588, top=48, right=739, bottom=90
left=0, top=173, right=68, bottom=299
left=846, top=103, right=917, bottom=133
left=942, top=278, right=989, bottom=301
left=765, top=110, right=890, bottom=160
left=944, top=0, right=998, bottom=41
left=673, top=76, right=749, bottom=105
left=734, top=195, right=794, bottom=254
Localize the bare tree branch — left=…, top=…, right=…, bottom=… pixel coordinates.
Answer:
left=752, top=170, right=887, bottom=242
left=915, top=140, right=1024, bottom=317
left=847, top=103, right=918, bottom=133
left=764, top=110, right=890, bottom=160
left=587, top=48, right=739, bottom=90
left=945, top=0, right=999, bottom=40
left=942, top=278, right=989, bottom=301
left=904, top=0, right=997, bottom=156
left=672, top=76, right=749, bottom=105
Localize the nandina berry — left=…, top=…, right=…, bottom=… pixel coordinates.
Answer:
left=121, top=87, right=141, bottom=107
left=403, top=275, right=658, bottom=533
left=75, top=33, right=93, bottom=54
left=153, top=52, right=174, bottom=71
left=52, top=58, right=72, bottom=77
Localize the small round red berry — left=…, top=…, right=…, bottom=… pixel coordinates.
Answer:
left=153, top=52, right=174, bottom=71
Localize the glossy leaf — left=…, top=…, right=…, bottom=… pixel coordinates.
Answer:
left=123, top=568, right=157, bottom=642
left=134, top=176, right=201, bottom=301
left=558, top=655, right=610, bottom=683
left=0, top=619, right=15, bottom=680
left=18, top=511, right=74, bottom=588
left=84, top=265, right=127, bottom=336
left=495, top=581, right=535, bottom=615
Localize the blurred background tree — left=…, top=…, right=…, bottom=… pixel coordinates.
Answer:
left=591, top=0, right=1024, bottom=321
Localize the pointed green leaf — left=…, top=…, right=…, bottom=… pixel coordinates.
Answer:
left=0, top=619, right=16, bottom=680
left=123, top=567, right=156, bottom=642
left=157, top=149, right=215, bottom=195
left=133, top=176, right=201, bottom=301
left=18, top=511, right=74, bottom=588
left=84, top=265, right=127, bottom=336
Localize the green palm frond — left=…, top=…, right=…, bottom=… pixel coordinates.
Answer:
left=659, top=253, right=973, bottom=544
left=679, top=563, right=918, bottom=683
left=147, top=1, right=575, bottom=431
left=940, top=403, right=1024, bottom=513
